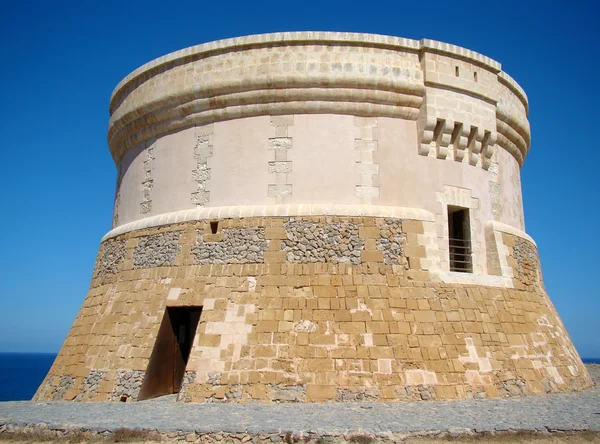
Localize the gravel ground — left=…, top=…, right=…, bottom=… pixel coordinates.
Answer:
left=0, top=365, right=598, bottom=436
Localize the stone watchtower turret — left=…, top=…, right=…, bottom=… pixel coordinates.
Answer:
left=35, top=32, right=592, bottom=403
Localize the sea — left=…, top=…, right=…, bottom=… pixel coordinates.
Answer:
left=0, top=353, right=598, bottom=402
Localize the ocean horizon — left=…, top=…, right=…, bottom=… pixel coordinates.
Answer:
left=0, top=352, right=598, bottom=402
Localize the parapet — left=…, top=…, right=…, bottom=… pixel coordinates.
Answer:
left=108, top=32, right=529, bottom=166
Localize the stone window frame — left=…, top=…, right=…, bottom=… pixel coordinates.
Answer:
left=447, top=205, right=473, bottom=273
left=434, top=186, right=482, bottom=274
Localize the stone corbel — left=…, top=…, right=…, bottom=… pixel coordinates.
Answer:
left=468, top=127, right=484, bottom=166
left=436, top=119, right=453, bottom=160
left=481, top=131, right=497, bottom=170
left=417, top=116, right=438, bottom=156
left=452, top=122, right=470, bottom=162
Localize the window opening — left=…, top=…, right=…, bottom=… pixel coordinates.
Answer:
left=210, top=221, right=219, bottom=234
left=474, top=71, right=478, bottom=82
left=455, top=66, right=460, bottom=77
left=448, top=207, right=472, bottom=273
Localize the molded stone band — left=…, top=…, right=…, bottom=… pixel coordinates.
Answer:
left=101, top=204, right=535, bottom=248
left=498, top=72, right=529, bottom=115
left=101, top=205, right=436, bottom=241
left=109, top=88, right=424, bottom=163
left=108, top=32, right=530, bottom=166
left=487, top=220, right=536, bottom=246
left=110, top=33, right=502, bottom=107
left=496, top=107, right=531, bottom=164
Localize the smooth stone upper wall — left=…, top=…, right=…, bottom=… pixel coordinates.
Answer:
left=109, top=32, right=531, bottom=268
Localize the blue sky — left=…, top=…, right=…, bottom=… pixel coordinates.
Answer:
left=0, top=0, right=598, bottom=356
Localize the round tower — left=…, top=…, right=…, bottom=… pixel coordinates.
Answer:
left=35, top=32, right=592, bottom=403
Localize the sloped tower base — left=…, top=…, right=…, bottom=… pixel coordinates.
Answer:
left=34, top=213, right=592, bottom=403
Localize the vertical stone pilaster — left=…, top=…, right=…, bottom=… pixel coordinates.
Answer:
left=113, top=162, right=123, bottom=228
left=488, top=154, right=502, bottom=218
left=354, top=117, right=379, bottom=205
left=191, top=125, right=213, bottom=207
left=268, top=116, right=293, bottom=204
left=140, top=140, right=155, bottom=215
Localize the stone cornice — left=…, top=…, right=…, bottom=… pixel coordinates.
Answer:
left=108, top=32, right=530, bottom=166
left=110, top=33, right=510, bottom=107
left=101, top=204, right=436, bottom=241
left=498, top=72, right=529, bottom=115
left=487, top=220, right=536, bottom=246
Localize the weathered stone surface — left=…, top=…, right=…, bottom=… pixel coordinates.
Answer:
left=177, top=371, right=197, bottom=403
left=37, top=216, right=593, bottom=404
left=133, top=231, right=182, bottom=268
left=76, top=370, right=107, bottom=401
left=271, top=385, right=306, bottom=402
left=4, top=365, right=600, bottom=438
left=513, top=237, right=543, bottom=290
left=337, top=387, right=379, bottom=402
left=376, top=219, right=406, bottom=265
left=94, top=239, right=126, bottom=276
left=193, top=228, right=268, bottom=264
left=111, top=370, right=144, bottom=401
left=282, top=220, right=364, bottom=264
left=50, top=376, right=74, bottom=401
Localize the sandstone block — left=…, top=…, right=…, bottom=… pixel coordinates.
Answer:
left=306, top=385, right=337, bottom=401
left=361, top=251, right=384, bottom=263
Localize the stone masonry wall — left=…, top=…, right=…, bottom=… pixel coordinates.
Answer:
left=511, top=236, right=544, bottom=292
left=111, top=370, right=145, bottom=401
left=193, top=228, right=269, bottom=264
left=282, top=220, right=364, bottom=264
left=35, top=217, right=592, bottom=403
left=376, top=219, right=406, bottom=265
left=133, top=231, right=183, bottom=268
left=93, top=239, right=126, bottom=277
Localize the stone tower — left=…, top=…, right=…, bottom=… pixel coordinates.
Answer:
left=35, top=32, right=592, bottom=403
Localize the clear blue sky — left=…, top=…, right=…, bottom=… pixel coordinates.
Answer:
left=0, top=0, right=598, bottom=357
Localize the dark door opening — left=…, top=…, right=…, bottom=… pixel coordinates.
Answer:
left=138, top=306, right=201, bottom=401
left=448, top=207, right=472, bottom=273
